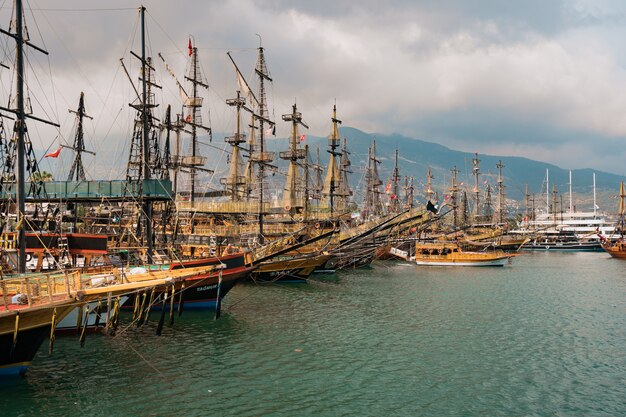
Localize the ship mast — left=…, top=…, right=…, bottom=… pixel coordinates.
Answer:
left=338, top=138, right=352, bottom=211
left=449, top=166, right=459, bottom=227
left=389, top=149, right=401, bottom=213
left=222, top=90, right=247, bottom=201
left=364, top=140, right=383, bottom=218
left=569, top=170, right=573, bottom=214
left=182, top=38, right=210, bottom=203
left=484, top=183, right=493, bottom=220
left=472, top=153, right=480, bottom=222
left=618, top=181, right=625, bottom=235
left=425, top=167, right=435, bottom=203
left=322, top=104, right=341, bottom=216
left=311, top=146, right=323, bottom=209
left=0, top=0, right=59, bottom=272
left=551, top=184, right=559, bottom=226
left=123, top=6, right=159, bottom=261
left=66, top=92, right=95, bottom=181
left=404, top=176, right=414, bottom=210
left=496, top=160, right=505, bottom=225
left=280, top=103, right=308, bottom=214
left=254, top=42, right=274, bottom=242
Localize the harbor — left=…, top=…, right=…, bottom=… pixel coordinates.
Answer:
left=2, top=252, right=625, bottom=417
left=0, top=1, right=625, bottom=416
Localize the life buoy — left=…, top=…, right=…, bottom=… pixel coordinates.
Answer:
left=297, top=216, right=304, bottom=222
left=314, top=222, right=321, bottom=229
left=284, top=205, right=291, bottom=211
left=25, top=254, right=32, bottom=262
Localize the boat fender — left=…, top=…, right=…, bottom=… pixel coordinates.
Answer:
left=298, top=216, right=304, bottom=222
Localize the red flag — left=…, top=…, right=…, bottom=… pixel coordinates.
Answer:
left=385, top=182, right=391, bottom=194
left=45, top=147, right=61, bottom=158
left=188, top=38, right=193, bottom=57
left=185, top=114, right=192, bottom=123
left=299, top=134, right=306, bottom=142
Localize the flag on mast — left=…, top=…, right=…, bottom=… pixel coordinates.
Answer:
left=188, top=38, right=193, bottom=56
left=45, top=147, right=62, bottom=158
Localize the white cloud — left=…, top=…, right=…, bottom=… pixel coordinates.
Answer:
left=2, top=0, right=626, bottom=177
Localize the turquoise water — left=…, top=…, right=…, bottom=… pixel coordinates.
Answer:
left=1, top=252, right=625, bottom=416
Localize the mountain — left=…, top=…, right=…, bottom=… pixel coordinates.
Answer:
left=286, top=126, right=624, bottom=211
left=45, top=126, right=623, bottom=213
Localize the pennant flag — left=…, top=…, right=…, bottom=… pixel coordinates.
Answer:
left=45, top=147, right=62, bottom=158
left=188, top=38, right=193, bottom=57
left=426, top=200, right=438, bottom=214
left=299, top=134, right=306, bottom=142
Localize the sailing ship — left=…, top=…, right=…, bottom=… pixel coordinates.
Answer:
left=401, top=241, right=516, bottom=267
left=0, top=262, right=218, bottom=375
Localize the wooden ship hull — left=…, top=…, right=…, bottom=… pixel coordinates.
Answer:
left=252, top=253, right=334, bottom=283
left=1, top=264, right=211, bottom=375
left=602, top=240, right=626, bottom=259
left=126, top=252, right=253, bottom=311
left=0, top=300, right=76, bottom=376
left=407, top=241, right=517, bottom=267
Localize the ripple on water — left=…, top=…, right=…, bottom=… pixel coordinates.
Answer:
left=1, top=252, right=624, bottom=417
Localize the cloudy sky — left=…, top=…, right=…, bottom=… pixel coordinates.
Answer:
left=2, top=0, right=626, bottom=178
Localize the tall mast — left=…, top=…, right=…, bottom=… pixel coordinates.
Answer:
left=255, top=42, right=273, bottom=242
left=449, top=166, right=459, bottom=227
left=183, top=38, right=210, bottom=203
left=303, top=144, right=310, bottom=220
left=15, top=0, right=27, bottom=273
left=389, top=149, right=400, bottom=213
left=67, top=92, right=94, bottom=181
left=223, top=90, right=247, bottom=201
left=139, top=6, right=153, bottom=262
left=484, top=183, right=493, bottom=219
left=364, top=141, right=383, bottom=218
left=524, top=184, right=530, bottom=221
left=472, top=153, right=480, bottom=221
left=569, top=170, right=573, bottom=214
left=496, top=160, right=505, bottom=225
left=338, top=137, right=352, bottom=211
left=546, top=168, right=549, bottom=215
left=404, top=176, right=414, bottom=210
left=593, top=172, right=597, bottom=218
left=618, top=181, right=625, bottom=234
left=243, top=112, right=257, bottom=201
left=1, top=0, right=58, bottom=272
left=426, top=167, right=435, bottom=202
left=322, top=104, right=341, bottom=216
left=280, top=103, right=308, bottom=213
left=551, top=184, right=558, bottom=226
left=312, top=146, right=323, bottom=209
